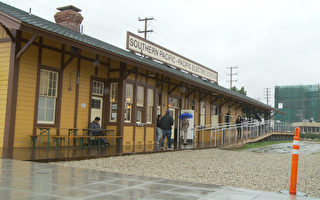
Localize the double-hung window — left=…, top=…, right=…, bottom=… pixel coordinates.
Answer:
left=146, top=88, right=154, bottom=124
left=125, top=84, right=133, bottom=122
left=37, top=69, right=58, bottom=124
left=136, top=86, right=144, bottom=123
left=110, top=83, right=118, bottom=122
left=200, top=101, right=206, bottom=126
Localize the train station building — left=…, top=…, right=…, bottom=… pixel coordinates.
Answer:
left=0, top=2, right=280, bottom=156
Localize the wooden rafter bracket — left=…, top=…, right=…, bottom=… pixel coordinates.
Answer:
left=236, top=103, right=244, bottom=110
left=156, top=76, right=169, bottom=88
left=61, top=53, right=76, bottom=70
left=16, top=34, right=37, bottom=59
left=210, top=96, right=220, bottom=104
left=123, top=67, right=137, bottom=80
left=0, top=24, right=15, bottom=42
left=168, top=81, right=183, bottom=95
left=199, top=92, right=209, bottom=101
left=228, top=101, right=238, bottom=108
left=186, top=87, right=196, bottom=98
left=219, top=98, right=229, bottom=107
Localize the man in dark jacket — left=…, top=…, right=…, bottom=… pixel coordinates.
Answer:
left=88, top=117, right=108, bottom=146
left=160, top=110, right=174, bottom=150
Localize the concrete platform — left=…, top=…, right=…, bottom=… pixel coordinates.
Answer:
left=0, top=159, right=318, bottom=200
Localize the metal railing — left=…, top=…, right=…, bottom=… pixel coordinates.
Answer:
left=193, top=120, right=294, bottom=148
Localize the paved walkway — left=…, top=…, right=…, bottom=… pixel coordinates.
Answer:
left=0, top=159, right=318, bottom=200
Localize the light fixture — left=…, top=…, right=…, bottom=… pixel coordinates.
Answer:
left=180, top=86, right=187, bottom=93
left=93, top=60, right=99, bottom=67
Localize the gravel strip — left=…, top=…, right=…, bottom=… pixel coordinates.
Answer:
left=54, top=148, right=320, bottom=198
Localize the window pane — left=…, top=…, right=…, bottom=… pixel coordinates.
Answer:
left=92, top=81, right=104, bottom=96
left=137, top=86, right=144, bottom=106
left=91, top=99, right=101, bottom=109
left=125, top=103, right=132, bottom=122
left=126, top=84, right=133, bottom=103
left=46, top=110, right=54, bottom=122
left=147, top=106, right=153, bottom=123
left=136, top=110, right=142, bottom=123
left=147, top=88, right=153, bottom=106
left=110, top=83, right=118, bottom=102
left=37, top=96, right=55, bottom=124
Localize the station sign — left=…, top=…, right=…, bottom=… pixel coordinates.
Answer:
left=126, top=32, right=218, bottom=83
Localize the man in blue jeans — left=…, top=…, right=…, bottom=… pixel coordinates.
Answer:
left=160, top=110, right=174, bottom=150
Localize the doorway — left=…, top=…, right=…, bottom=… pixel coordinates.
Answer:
left=90, top=96, right=103, bottom=125
left=169, top=107, right=180, bottom=148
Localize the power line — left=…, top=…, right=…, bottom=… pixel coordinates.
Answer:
left=138, top=17, right=154, bottom=39
left=264, top=88, right=271, bottom=105
left=226, top=66, right=238, bottom=89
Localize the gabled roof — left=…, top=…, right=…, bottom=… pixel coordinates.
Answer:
left=0, top=1, right=282, bottom=113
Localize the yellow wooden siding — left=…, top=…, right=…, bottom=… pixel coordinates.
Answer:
left=97, top=64, right=107, bottom=79
left=0, top=26, right=9, bottom=39
left=76, top=59, right=93, bottom=130
left=110, top=59, right=119, bottom=69
left=145, top=127, right=154, bottom=145
left=127, top=73, right=135, bottom=80
left=135, top=127, right=144, bottom=146
left=59, top=58, right=77, bottom=130
left=14, top=44, right=38, bottom=147
left=109, top=71, right=119, bottom=78
left=123, top=126, right=133, bottom=145
left=41, top=48, right=61, bottom=69
left=147, top=78, right=155, bottom=85
left=43, top=37, right=61, bottom=49
left=123, top=126, right=133, bottom=153
left=0, top=41, right=11, bottom=147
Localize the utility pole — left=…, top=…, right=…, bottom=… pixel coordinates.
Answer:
left=226, top=66, right=237, bottom=89
left=264, top=88, right=271, bottom=105
left=138, top=17, right=154, bottom=39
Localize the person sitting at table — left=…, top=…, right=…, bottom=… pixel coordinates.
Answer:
left=88, top=117, right=109, bottom=146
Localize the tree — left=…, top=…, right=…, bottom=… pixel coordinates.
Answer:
left=231, top=86, right=247, bottom=96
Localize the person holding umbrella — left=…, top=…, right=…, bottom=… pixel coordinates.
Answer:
left=179, top=112, right=192, bottom=145
left=180, top=115, right=189, bottom=145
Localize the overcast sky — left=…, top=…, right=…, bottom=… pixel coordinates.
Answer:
left=3, top=0, right=320, bottom=106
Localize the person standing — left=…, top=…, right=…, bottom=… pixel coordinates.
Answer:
left=160, top=110, right=174, bottom=150
left=156, top=115, right=161, bottom=144
left=225, top=111, right=231, bottom=127
left=236, top=115, right=242, bottom=138
left=180, top=116, right=189, bottom=145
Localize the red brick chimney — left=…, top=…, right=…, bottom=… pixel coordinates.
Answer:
left=54, top=5, right=83, bottom=32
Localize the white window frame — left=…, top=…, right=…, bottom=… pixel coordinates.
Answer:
left=137, top=86, right=144, bottom=107
left=37, top=69, right=58, bottom=124
left=125, top=84, right=133, bottom=123
left=146, top=88, right=154, bottom=124
left=109, top=82, right=118, bottom=122
left=200, top=101, right=206, bottom=126
left=92, top=80, right=104, bottom=96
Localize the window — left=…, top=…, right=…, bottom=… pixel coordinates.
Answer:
left=169, top=97, right=180, bottom=108
left=37, top=69, right=58, bottom=124
left=136, top=110, right=142, bottom=123
left=210, top=104, right=218, bottom=125
left=92, top=80, right=104, bottom=96
left=137, top=86, right=144, bottom=106
left=109, top=83, right=118, bottom=122
left=125, top=84, right=133, bottom=122
left=200, top=101, right=205, bottom=126
left=147, top=88, right=154, bottom=123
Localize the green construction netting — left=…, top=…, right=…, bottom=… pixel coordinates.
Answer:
left=275, top=84, right=320, bottom=123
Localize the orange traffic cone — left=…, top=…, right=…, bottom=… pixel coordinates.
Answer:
left=289, top=127, right=300, bottom=195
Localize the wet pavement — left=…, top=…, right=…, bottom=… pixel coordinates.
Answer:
left=244, top=141, right=320, bottom=154
left=0, top=159, right=319, bottom=200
